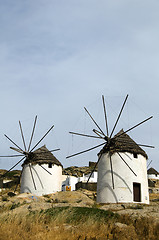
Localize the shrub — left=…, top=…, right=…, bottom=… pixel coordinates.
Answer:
left=129, top=204, right=144, bottom=209
left=53, top=198, right=59, bottom=203
left=10, top=202, right=21, bottom=210
left=66, top=207, right=119, bottom=223
left=45, top=199, right=52, bottom=203
left=42, top=207, right=119, bottom=225
left=61, top=200, right=69, bottom=203
left=43, top=194, right=50, bottom=198
left=2, top=196, right=8, bottom=202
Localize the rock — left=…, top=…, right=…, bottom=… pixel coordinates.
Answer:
left=50, top=190, right=94, bottom=205
left=114, top=222, right=128, bottom=228
left=112, top=222, right=137, bottom=239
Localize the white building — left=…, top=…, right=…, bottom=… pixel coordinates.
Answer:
left=62, top=172, right=98, bottom=191
left=62, top=175, right=78, bottom=191
left=147, top=168, right=159, bottom=180
left=20, top=146, right=63, bottom=196
left=78, top=172, right=98, bottom=183
left=97, top=130, right=149, bottom=204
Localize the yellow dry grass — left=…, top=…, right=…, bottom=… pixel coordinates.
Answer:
left=0, top=189, right=159, bottom=240
left=0, top=209, right=113, bottom=240
left=149, top=193, right=159, bottom=200
left=0, top=219, right=112, bottom=240
left=0, top=207, right=159, bottom=240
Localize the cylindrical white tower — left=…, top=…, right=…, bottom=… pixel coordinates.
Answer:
left=20, top=146, right=63, bottom=196
left=97, top=130, right=149, bottom=204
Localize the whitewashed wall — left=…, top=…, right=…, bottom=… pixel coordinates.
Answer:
left=78, top=172, right=98, bottom=183
left=20, top=163, right=62, bottom=196
left=62, top=172, right=98, bottom=191
left=97, top=152, right=149, bottom=204
left=148, top=174, right=159, bottom=180
left=62, top=175, right=78, bottom=191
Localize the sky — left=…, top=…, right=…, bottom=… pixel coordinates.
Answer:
left=0, top=0, right=159, bottom=171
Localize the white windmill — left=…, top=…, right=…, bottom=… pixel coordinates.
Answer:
left=1, top=116, right=62, bottom=196
left=67, top=95, right=154, bottom=204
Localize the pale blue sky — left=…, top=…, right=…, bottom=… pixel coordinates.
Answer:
left=0, top=1, right=158, bottom=171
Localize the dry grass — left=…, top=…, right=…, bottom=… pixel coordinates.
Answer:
left=0, top=206, right=159, bottom=240
left=119, top=214, right=159, bottom=240
left=149, top=193, right=159, bottom=200
left=0, top=219, right=112, bottom=240
left=0, top=190, right=158, bottom=239
left=0, top=207, right=116, bottom=240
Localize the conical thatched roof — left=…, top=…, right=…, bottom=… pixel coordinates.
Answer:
left=99, top=129, right=148, bottom=159
left=147, top=167, right=159, bottom=175
left=23, top=145, right=63, bottom=167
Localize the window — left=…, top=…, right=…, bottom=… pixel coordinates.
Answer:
left=133, top=153, right=138, bottom=158
left=48, top=163, right=52, bottom=168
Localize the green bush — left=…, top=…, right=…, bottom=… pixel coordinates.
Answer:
left=42, top=206, right=119, bottom=224
left=4, top=171, right=20, bottom=178
left=2, top=196, right=8, bottom=202
left=45, top=199, right=52, bottom=203
left=67, top=207, right=118, bottom=223
left=10, top=202, right=21, bottom=210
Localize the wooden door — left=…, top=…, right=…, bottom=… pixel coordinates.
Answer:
left=133, top=183, right=141, bottom=202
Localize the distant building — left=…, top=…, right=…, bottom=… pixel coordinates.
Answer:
left=62, top=171, right=98, bottom=191
left=78, top=172, right=98, bottom=183
left=147, top=167, right=159, bottom=194
left=62, top=175, right=78, bottom=191
left=147, top=168, right=159, bottom=180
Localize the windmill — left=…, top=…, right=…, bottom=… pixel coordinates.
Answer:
left=67, top=95, right=154, bottom=204
left=0, top=116, right=63, bottom=196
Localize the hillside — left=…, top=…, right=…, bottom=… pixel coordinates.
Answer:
left=0, top=163, right=97, bottom=179
left=0, top=189, right=159, bottom=240
left=0, top=169, right=21, bottom=179
left=62, top=164, right=97, bottom=177
left=0, top=168, right=159, bottom=239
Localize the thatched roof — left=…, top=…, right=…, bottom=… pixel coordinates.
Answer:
left=99, top=129, right=148, bottom=159
left=23, top=145, right=63, bottom=167
left=147, top=167, right=159, bottom=175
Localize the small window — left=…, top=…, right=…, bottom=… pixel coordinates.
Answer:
left=48, top=163, right=52, bottom=168
left=133, top=153, right=138, bottom=158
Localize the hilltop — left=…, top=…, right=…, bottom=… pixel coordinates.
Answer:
left=0, top=169, right=21, bottom=179
left=62, top=163, right=97, bottom=177
left=0, top=163, right=97, bottom=180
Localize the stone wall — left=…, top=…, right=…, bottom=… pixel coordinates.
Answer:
left=76, top=181, right=97, bottom=191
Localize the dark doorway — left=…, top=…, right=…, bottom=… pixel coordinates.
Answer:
left=133, top=183, right=141, bottom=202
